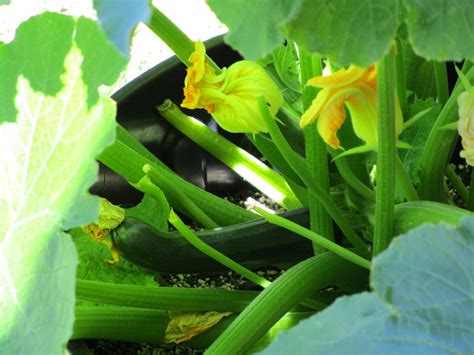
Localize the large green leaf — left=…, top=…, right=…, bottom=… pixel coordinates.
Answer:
left=404, top=0, right=474, bottom=61
left=93, top=0, right=151, bottom=56
left=262, top=217, right=474, bottom=353
left=206, top=0, right=303, bottom=60
left=0, top=13, right=126, bottom=353
left=207, top=0, right=398, bottom=66
left=285, top=0, right=399, bottom=66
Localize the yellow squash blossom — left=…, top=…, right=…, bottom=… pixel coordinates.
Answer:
left=457, top=86, right=474, bottom=166
left=181, top=41, right=283, bottom=133
left=300, top=65, right=403, bottom=152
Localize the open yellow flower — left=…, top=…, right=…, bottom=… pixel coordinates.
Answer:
left=181, top=42, right=283, bottom=133
left=457, top=87, right=474, bottom=166
left=300, top=65, right=403, bottom=151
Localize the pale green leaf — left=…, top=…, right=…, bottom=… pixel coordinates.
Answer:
left=404, top=0, right=474, bottom=61
left=0, top=13, right=126, bottom=353
left=262, top=218, right=474, bottom=354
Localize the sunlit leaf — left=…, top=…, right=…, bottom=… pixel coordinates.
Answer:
left=0, top=13, right=126, bottom=353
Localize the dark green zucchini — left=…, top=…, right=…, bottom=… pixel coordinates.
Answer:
left=112, top=208, right=312, bottom=273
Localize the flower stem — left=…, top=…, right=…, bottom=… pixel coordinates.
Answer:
left=147, top=6, right=220, bottom=72
left=168, top=209, right=271, bottom=288
left=394, top=36, right=407, bottom=112
left=433, top=61, right=449, bottom=105
left=466, top=170, right=474, bottom=211
left=373, top=48, right=397, bottom=256
left=257, top=96, right=368, bottom=254
left=157, top=100, right=302, bottom=210
left=254, top=207, right=371, bottom=270
left=395, top=156, right=419, bottom=201
left=445, top=164, right=468, bottom=203
left=299, top=48, right=334, bottom=252
left=418, top=66, right=474, bottom=202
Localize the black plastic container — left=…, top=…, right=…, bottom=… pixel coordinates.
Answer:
left=91, top=36, right=252, bottom=205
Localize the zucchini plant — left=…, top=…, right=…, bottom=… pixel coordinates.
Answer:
left=1, top=1, right=473, bottom=354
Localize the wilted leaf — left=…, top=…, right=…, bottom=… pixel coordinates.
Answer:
left=165, top=311, right=232, bottom=344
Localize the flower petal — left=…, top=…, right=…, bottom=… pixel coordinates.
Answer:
left=307, top=65, right=366, bottom=88
left=300, top=88, right=332, bottom=128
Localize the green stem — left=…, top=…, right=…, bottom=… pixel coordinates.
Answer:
left=157, top=100, right=301, bottom=210
left=76, top=279, right=257, bottom=312
left=466, top=169, right=474, bottom=211
left=143, top=164, right=219, bottom=229
left=373, top=49, right=397, bottom=256
left=72, top=306, right=169, bottom=343
left=300, top=49, right=334, bottom=252
left=433, top=61, right=449, bottom=105
left=418, top=66, right=474, bottom=201
left=168, top=209, right=271, bottom=288
left=254, top=207, right=371, bottom=270
left=395, top=36, right=407, bottom=112
left=445, top=164, right=469, bottom=203
left=257, top=96, right=368, bottom=254
left=147, top=6, right=220, bottom=72
left=395, top=156, right=419, bottom=201
left=206, top=253, right=368, bottom=354
left=99, top=125, right=257, bottom=226
left=331, top=150, right=376, bottom=202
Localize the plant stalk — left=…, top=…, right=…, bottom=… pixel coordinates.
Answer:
left=300, top=48, right=334, bottom=252
left=373, top=48, right=397, bottom=256
left=257, top=96, right=368, bottom=254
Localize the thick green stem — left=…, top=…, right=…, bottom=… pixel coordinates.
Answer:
left=206, top=253, right=367, bottom=353
left=373, top=49, right=397, bottom=256
left=394, top=36, right=407, bottom=112
left=445, top=164, right=468, bottom=203
left=254, top=208, right=371, bottom=270
left=418, top=67, right=474, bottom=201
left=395, top=156, right=419, bottom=201
left=157, top=100, right=301, bottom=210
left=168, top=210, right=271, bottom=288
left=76, top=279, right=257, bottom=312
left=72, top=306, right=169, bottom=343
left=99, top=125, right=257, bottom=226
left=433, top=61, right=449, bottom=105
left=147, top=6, right=220, bottom=72
left=143, top=164, right=219, bottom=229
left=257, top=96, right=368, bottom=254
left=300, top=49, right=334, bottom=252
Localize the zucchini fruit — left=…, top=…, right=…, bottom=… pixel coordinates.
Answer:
left=112, top=201, right=472, bottom=274
left=112, top=208, right=313, bottom=273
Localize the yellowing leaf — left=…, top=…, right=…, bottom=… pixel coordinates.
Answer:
left=164, top=311, right=232, bottom=344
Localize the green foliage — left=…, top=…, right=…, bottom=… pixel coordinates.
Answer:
left=208, top=0, right=474, bottom=66
left=286, top=0, right=399, bottom=67
left=399, top=98, right=442, bottom=184
left=71, top=228, right=155, bottom=287
left=404, top=0, right=474, bottom=61
left=126, top=194, right=170, bottom=232
left=262, top=217, right=474, bottom=354
left=0, top=13, right=125, bottom=353
left=94, top=0, right=151, bottom=56
left=206, top=0, right=303, bottom=60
